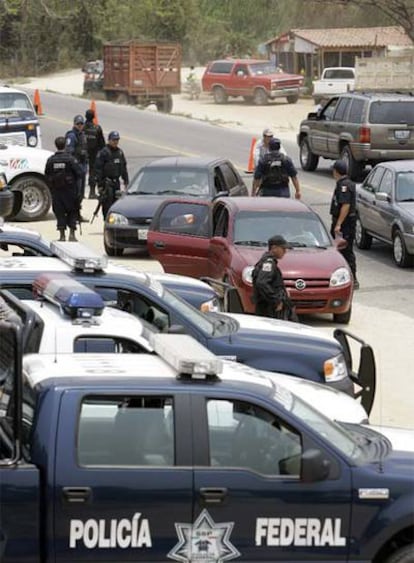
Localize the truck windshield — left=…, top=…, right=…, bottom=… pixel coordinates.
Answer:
left=128, top=167, right=210, bottom=197
left=0, top=92, right=34, bottom=114
left=248, top=63, right=278, bottom=75
left=324, top=69, right=354, bottom=79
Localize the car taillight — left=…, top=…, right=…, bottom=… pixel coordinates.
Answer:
left=359, top=126, right=371, bottom=143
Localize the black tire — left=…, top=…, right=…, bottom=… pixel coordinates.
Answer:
left=287, top=94, right=299, bottom=104
left=11, top=176, right=51, bottom=221
left=355, top=216, right=372, bottom=249
left=0, top=190, right=14, bottom=217
left=253, top=88, right=268, bottom=105
left=299, top=137, right=319, bottom=171
left=393, top=230, right=413, bottom=268
left=116, top=93, right=129, bottom=105
left=104, top=240, right=124, bottom=257
left=384, top=544, right=414, bottom=563
left=334, top=307, right=352, bottom=324
left=340, top=145, right=364, bottom=181
left=156, top=95, right=173, bottom=113
left=213, top=86, right=228, bottom=104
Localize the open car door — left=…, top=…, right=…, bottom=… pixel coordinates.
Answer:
left=147, top=199, right=212, bottom=278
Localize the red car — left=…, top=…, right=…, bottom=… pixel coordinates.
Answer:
left=148, top=197, right=354, bottom=323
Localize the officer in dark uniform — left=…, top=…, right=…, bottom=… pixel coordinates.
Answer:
left=45, top=136, right=83, bottom=242
left=84, top=109, right=105, bottom=199
left=65, top=114, right=88, bottom=220
left=330, top=160, right=359, bottom=289
left=252, top=235, right=298, bottom=321
left=95, top=131, right=129, bottom=219
left=252, top=138, right=301, bottom=198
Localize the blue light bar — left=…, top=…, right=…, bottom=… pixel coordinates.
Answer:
left=33, top=273, right=104, bottom=319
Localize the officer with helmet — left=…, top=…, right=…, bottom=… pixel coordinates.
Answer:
left=65, top=114, right=88, bottom=220
left=252, top=137, right=301, bottom=198
left=83, top=109, right=105, bottom=199
left=95, top=131, right=129, bottom=219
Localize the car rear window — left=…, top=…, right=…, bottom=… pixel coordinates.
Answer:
left=369, top=101, right=414, bottom=125
left=209, top=62, right=233, bottom=74
left=324, top=69, right=354, bottom=79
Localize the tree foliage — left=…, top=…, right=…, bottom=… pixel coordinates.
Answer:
left=0, top=0, right=411, bottom=76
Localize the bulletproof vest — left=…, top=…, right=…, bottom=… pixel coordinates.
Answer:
left=262, top=152, right=289, bottom=187
left=48, top=153, right=76, bottom=189
left=252, top=252, right=273, bottom=285
left=83, top=121, right=100, bottom=152
left=66, top=129, right=88, bottom=162
left=102, top=147, right=123, bottom=179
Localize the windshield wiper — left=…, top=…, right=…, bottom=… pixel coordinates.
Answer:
left=156, top=190, right=187, bottom=195
left=234, top=240, right=266, bottom=246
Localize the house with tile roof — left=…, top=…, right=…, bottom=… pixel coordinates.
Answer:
left=265, top=26, right=413, bottom=78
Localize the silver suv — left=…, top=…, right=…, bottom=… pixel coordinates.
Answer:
left=298, top=92, right=414, bottom=180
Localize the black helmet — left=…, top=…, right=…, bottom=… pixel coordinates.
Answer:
left=85, top=109, right=95, bottom=121
left=108, top=130, right=120, bottom=141
left=269, top=138, right=281, bottom=151
left=73, top=114, right=84, bottom=125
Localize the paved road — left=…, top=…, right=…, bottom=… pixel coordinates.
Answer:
left=17, top=84, right=414, bottom=428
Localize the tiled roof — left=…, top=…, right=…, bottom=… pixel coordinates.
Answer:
left=268, top=26, right=413, bottom=48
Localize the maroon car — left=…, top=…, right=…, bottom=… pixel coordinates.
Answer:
left=148, top=197, right=354, bottom=323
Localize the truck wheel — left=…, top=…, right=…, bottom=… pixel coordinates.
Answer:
left=11, top=176, right=51, bottom=221
left=384, top=544, right=414, bottom=563
left=156, top=95, right=173, bottom=113
left=393, top=230, right=413, bottom=268
left=213, top=86, right=228, bottom=104
left=116, top=93, right=129, bottom=105
left=355, top=216, right=372, bottom=249
left=299, top=137, right=319, bottom=171
left=287, top=94, right=299, bottom=104
left=333, top=307, right=351, bottom=324
left=253, top=88, right=268, bottom=105
left=104, top=240, right=124, bottom=257
left=340, top=145, right=364, bottom=181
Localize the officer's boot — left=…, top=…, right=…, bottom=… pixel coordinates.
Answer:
left=68, top=229, right=77, bottom=242
left=58, top=228, right=66, bottom=242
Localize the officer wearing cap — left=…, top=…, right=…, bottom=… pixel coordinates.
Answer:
left=95, top=131, right=129, bottom=219
left=330, top=159, right=359, bottom=289
left=253, top=138, right=301, bottom=198
left=65, top=114, right=88, bottom=220
left=252, top=235, right=298, bottom=320
left=84, top=109, right=105, bottom=199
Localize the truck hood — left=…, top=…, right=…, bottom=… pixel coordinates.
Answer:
left=235, top=246, right=348, bottom=277
left=368, top=425, right=414, bottom=453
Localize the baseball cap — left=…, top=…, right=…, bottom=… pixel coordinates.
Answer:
left=74, top=114, right=84, bottom=125
left=268, top=235, right=292, bottom=249
left=262, top=128, right=274, bottom=137
left=108, top=130, right=120, bottom=141
left=269, top=137, right=281, bottom=151
left=333, top=160, right=348, bottom=175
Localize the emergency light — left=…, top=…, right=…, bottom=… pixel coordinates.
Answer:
left=150, top=333, right=222, bottom=379
left=33, top=273, right=104, bottom=319
left=50, top=241, right=108, bottom=272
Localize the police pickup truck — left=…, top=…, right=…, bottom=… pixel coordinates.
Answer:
left=0, top=242, right=376, bottom=412
left=0, top=324, right=413, bottom=562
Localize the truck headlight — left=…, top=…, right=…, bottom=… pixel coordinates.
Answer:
left=28, top=136, right=37, bottom=147
left=330, top=267, right=351, bottom=287
left=242, top=266, right=254, bottom=286
left=324, top=353, right=348, bottom=382
left=107, top=212, right=128, bottom=225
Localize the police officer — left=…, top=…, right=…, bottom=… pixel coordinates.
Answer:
left=65, top=114, right=88, bottom=220
left=95, top=131, right=129, bottom=219
left=252, top=235, right=298, bottom=321
left=252, top=138, right=301, bottom=198
left=84, top=109, right=105, bottom=199
left=45, top=136, right=83, bottom=242
left=330, top=159, right=359, bottom=289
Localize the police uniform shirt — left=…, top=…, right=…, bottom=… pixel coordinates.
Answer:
left=254, top=153, right=297, bottom=182
left=253, top=252, right=285, bottom=305
left=330, top=177, right=356, bottom=221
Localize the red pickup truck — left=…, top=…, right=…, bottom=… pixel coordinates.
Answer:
left=201, top=58, right=304, bottom=105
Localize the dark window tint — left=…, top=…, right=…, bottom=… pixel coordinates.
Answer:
left=333, top=97, right=351, bottom=121
left=324, top=68, right=354, bottom=79
left=158, top=202, right=210, bottom=237
left=209, top=62, right=233, bottom=74
left=219, top=163, right=238, bottom=190
left=347, top=98, right=364, bottom=123
left=74, top=336, right=147, bottom=353
left=213, top=205, right=229, bottom=237
left=369, top=101, right=414, bottom=125
left=78, top=396, right=174, bottom=466
left=322, top=98, right=339, bottom=121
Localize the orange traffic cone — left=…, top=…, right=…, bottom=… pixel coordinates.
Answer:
left=245, top=137, right=257, bottom=173
left=33, top=89, right=43, bottom=115
left=90, top=99, right=98, bottom=124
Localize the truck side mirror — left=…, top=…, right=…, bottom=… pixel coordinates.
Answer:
left=301, top=449, right=330, bottom=482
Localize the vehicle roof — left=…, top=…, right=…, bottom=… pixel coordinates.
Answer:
left=22, top=353, right=278, bottom=399
left=216, top=196, right=312, bottom=213
left=346, top=91, right=414, bottom=101
left=209, top=59, right=267, bottom=65
left=0, top=223, right=49, bottom=242
left=0, top=86, right=29, bottom=94
left=141, top=156, right=227, bottom=169
left=374, top=159, right=414, bottom=172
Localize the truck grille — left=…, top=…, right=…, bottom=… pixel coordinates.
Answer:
left=0, top=132, right=26, bottom=146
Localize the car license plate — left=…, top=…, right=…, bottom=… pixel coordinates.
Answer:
left=394, top=130, right=410, bottom=140
left=138, top=228, right=148, bottom=240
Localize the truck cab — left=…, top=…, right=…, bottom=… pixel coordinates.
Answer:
left=0, top=86, right=41, bottom=148
left=0, top=328, right=413, bottom=563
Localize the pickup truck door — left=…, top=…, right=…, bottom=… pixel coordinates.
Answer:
left=231, top=64, right=252, bottom=97
left=311, top=97, right=340, bottom=155
left=54, top=389, right=193, bottom=562
left=191, top=393, right=352, bottom=561
left=147, top=200, right=212, bottom=278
